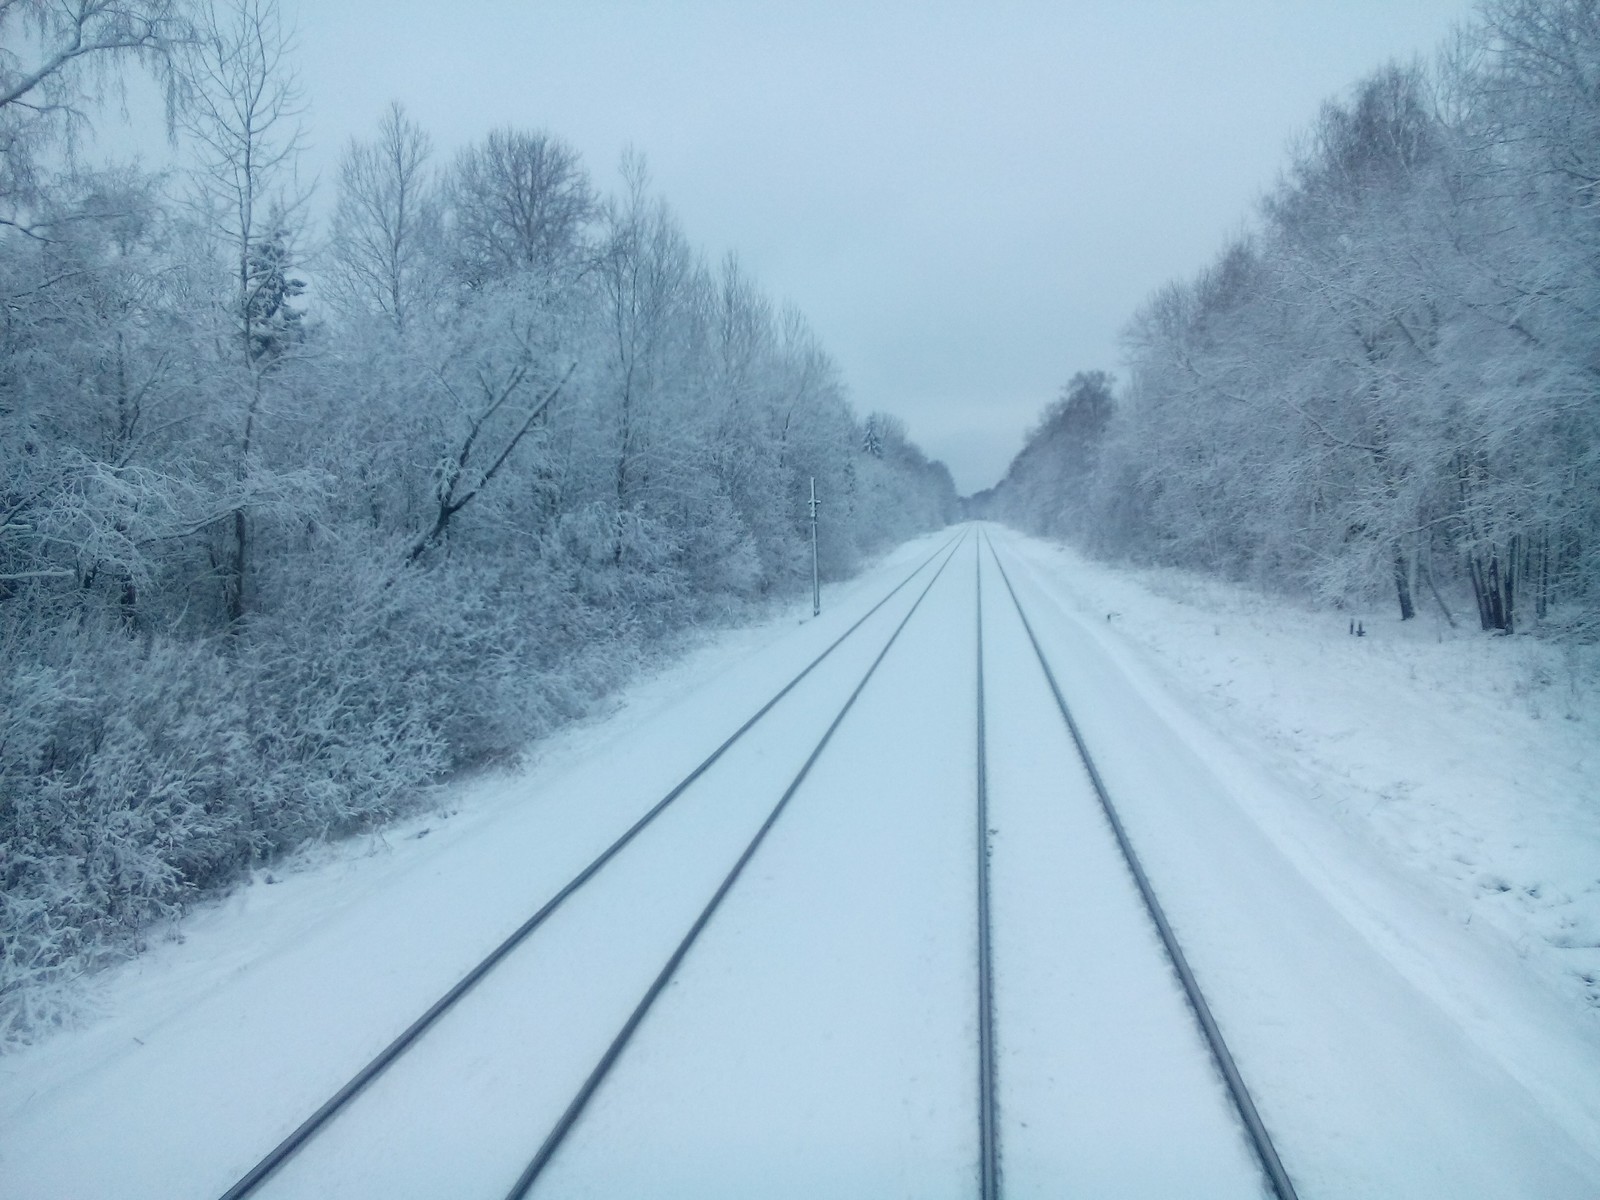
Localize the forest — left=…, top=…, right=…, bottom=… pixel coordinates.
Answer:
left=0, top=1, right=956, bottom=1043
left=982, top=0, right=1599, bottom=643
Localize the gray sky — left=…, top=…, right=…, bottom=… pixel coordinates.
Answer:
left=282, top=0, right=1477, bottom=493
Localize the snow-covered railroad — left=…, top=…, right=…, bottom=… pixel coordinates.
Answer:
left=223, top=529, right=1283, bottom=1199
left=4, top=527, right=1598, bottom=1199
left=517, top=532, right=1279, bottom=1199
left=226, top=537, right=966, bottom=1199
left=979, top=535, right=1276, bottom=1198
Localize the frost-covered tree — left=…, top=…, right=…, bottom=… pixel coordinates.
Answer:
left=0, top=53, right=956, bottom=1045
left=406, top=278, right=576, bottom=564
left=992, top=2, right=1599, bottom=639
left=998, top=370, right=1115, bottom=542
left=0, top=0, right=188, bottom=225
left=444, top=127, right=594, bottom=290
left=326, top=101, right=438, bottom=335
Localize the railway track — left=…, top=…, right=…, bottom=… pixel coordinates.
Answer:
left=219, top=524, right=1298, bottom=1199
left=498, top=535, right=963, bottom=1197
left=977, top=528, right=1298, bottom=1200
left=217, top=532, right=967, bottom=1200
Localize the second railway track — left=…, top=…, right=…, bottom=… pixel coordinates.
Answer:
left=978, top=528, right=1296, bottom=1199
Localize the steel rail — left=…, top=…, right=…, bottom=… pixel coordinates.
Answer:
left=503, top=529, right=966, bottom=1198
left=215, top=532, right=965, bottom=1200
left=981, top=529, right=1300, bottom=1200
left=973, top=539, right=1001, bottom=1200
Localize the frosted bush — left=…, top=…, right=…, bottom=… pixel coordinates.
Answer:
left=0, top=629, right=258, bottom=1046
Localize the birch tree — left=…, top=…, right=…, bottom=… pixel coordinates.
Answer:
left=0, top=0, right=188, bottom=225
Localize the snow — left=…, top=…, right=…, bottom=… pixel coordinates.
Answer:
left=3, top=524, right=1599, bottom=1198
left=531, top=535, right=980, bottom=1198
left=980, top=548, right=1265, bottom=1197
left=999, top=536, right=1600, bottom=1009
left=994, top=531, right=1600, bottom=1053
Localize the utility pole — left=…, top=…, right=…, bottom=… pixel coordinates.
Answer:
left=809, top=476, right=821, bottom=617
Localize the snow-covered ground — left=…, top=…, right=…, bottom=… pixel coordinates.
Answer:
left=1000, top=532, right=1600, bottom=1018
left=2, top=525, right=1598, bottom=1198
left=990, top=527, right=1600, bottom=1196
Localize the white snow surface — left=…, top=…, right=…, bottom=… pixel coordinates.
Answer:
left=1, top=524, right=1598, bottom=1199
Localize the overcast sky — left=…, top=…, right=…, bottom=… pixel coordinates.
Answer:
left=274, top=0, right=1478, bottom=493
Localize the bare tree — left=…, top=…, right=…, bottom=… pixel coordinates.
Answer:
left=179, top=0, right=304, bottom=368
left=328, top=101, right=437, bottom=334
left=444, top=127, right=594, bottom=288
left=597, top=151, right=691, bottom=517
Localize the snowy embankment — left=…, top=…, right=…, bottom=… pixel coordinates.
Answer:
left=1002, top=536, right=1600, bottom=1013
left=1000, top=533, right=1600, bottom=1131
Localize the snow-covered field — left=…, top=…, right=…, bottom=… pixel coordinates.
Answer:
left=2, top=525, right=1598, bottom=1198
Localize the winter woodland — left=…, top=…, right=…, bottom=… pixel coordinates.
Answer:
left=0, top=0, right=956, bottom=1043
left=980, top=0, right=1600, bottom=644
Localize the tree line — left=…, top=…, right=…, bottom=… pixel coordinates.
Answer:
left=0, top=0, right=956, bottom=1043
left=981, top=0, right=1598, bottom=642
